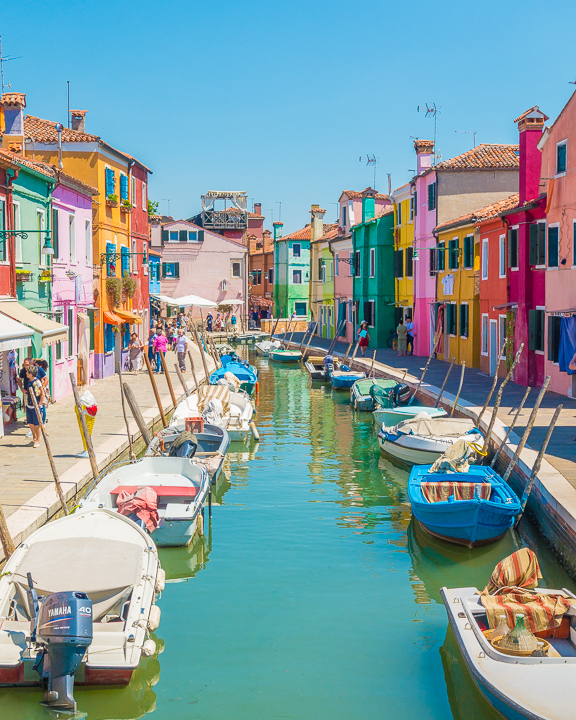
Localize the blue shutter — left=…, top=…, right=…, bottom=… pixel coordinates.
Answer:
left=121, top=246, right=130, bottom=276
left=106, top=242, right=116, bottom=276
left=105, top=168, right=116, bottom=197
left=120, top=175, right=129, bottom=202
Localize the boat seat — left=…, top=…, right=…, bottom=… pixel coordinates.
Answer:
left=422, top=481, right=491, bottom=503
left=110, top=486, right=199, bottom=498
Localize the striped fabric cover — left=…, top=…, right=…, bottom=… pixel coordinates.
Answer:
left=421, top=481, right=491, bottom=503
left=197, top=385, right=230, bottom=415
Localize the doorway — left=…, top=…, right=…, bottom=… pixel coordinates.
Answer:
left=489, top=320, right=498, bottom=376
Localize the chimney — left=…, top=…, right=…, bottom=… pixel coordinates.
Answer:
left=1, top=92, right=26, bottom=153
left=70, top=110, right=87, bottom=133
left=414, top=139, right=434, bottom=174
left=515, top=106, right=548, bottom=206
left=362, top=187, right=376, bottom=224
left=253, top=202, right=262, bottom=216
left=263, top=229, right=272, bottom=252
left=310, top=205, right=326, bottom=243
left=273, top=221, right=283, bottom=241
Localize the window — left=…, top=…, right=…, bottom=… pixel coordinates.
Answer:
left=120, top=173, right=128, bottom=202
left=294, top=302, right=307, bottom=316
left=69, top=214, right=76, bottom=263
left=253, top=269, right=262, bottom=285
left=349, top=252, right=354, bottom=276
left=499, top=235, right=506, bottom=277
left=131, top=176, right=136, bottom=206
left=292, top=243, right=301, bottom=257
left=548, top=225, right=559, bottom=267
left=406, top=247, right=414, bottom=277
left=481, top=238, right=488, bottom=279
left=169, top=231, right=179, bottom=242
left=319, top=262, right=326, bottom=283
left=106, top=241, right=116, bottom=276
left=397, top=202, right=402, bottom=226
left=364, top=300, right=375, bottom=327
left=87, top=308, right=95, bottom=351
left=354, top=251, right=361, bottom=277
left=231, top=261, right=242, bottom=278
left=528, top=308, right=545, bottom=352
left=369, top=248, right=375, bottom=277
left=143, top=241, right=148, bottom=276
left=188, top=231, right=198, bottom=242
left=84, top=219, right=92, bottom=264
left=105, top=167, right=115, bottom=197
left=14, top=202, right=22, bottom=263
left=268, top=268, right=273, bottom=283
left=334, top=253, right=339, bottom=276
left=463, top=235, right=473, bottom=269
left=529, top=222, right=546, bottom=265
left=142, top=182, right=147, bottom=211
left=0, top=199, right=5, bottom=263
left=508, top=227, right=519, bottom=269
left=347, top=300, right=353, bottom=323
left=409, top=196, right=414, bottom=221
left=437, top=242, right=445, bottom=271
left=341, top=206, right=347, bottom=228
left=446, top=303, right=457, bottom=336
left=448, top=239, right=459, bottom=269
left=499, top=315, right=507, bottom=358
left=548, top=315, right=562, bottom=363
left=459, top=303, right=469, bottom=337
left=427, top=182, right=436, bottom=211
left=394, top=249, right=404, bottom=278
left=67, top=307, right=74, bottom=356
left=104, top=323, right=115, bottom=353
left=37, top=210, right=46, bottom=266
left=132, top=240, right=138, bottom=273
left=557, top=141, right=567, bottom=175
left=413, top=191, right=418, bottom=216
left=162, top=262, right=179, bottom=278
left=221, top=279, right=227, bottom=291
left=481, top=314, right=489, bottom=354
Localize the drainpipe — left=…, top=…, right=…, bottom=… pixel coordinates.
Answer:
left=56, top=124, right=63, bottom=169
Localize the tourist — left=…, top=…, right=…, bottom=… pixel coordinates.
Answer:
left=206, top=313, right=213, bottom=332
left=35, top=359, right=51, bottom=425
left=397, top=318, right=408, bottom=357
left=357, top=321, right=370, bottom=357
left=175, top=328, right=191, bottom=372
left=215, top=313, right=222, bottom=332
left=153, top=329, right=168, bottom=373
left=230, top=314, right=237, bottom=331
left=406, top=316, right=415, bottom=356
left=129, top=333, right=143, bottom=375
left=18, top=358, right=46, bottom=436
left=166, top=323, right=175, bottom=350
left=148, top=329, right=157, bottom=369
left=25, top=364, right=44, bottom=448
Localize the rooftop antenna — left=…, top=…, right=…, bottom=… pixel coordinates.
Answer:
left=162, top=198, right=171, bottom=216
left=455, top=129, right=477, bottom=148
left=0, top=37, right=22, bottom=95
left=359, top=154, right=379, bottom=190
left=265, top=208, right=274, bottom=224
left=67, top=81, right=70, bottom=129
left=417, top=102, right=441, bottom=164
left=387, top=173, right=392, bottom=197
left=276, top=201, right=282, bottom=222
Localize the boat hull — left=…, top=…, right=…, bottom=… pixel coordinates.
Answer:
left=269, top=350, right=302, bottom=363
left=152, top=516, right=202, bottom=547
left=373, top=406, right=446, bottom=426
left=377, top=427, right=484, bottom=468
left=330, top=373, right=366, bottom=389
left=378, top=436, right=446, bottom=466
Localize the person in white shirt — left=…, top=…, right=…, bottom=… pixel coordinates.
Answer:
left=406, top=316, right=415, bottom=356
left=175, top=329, right=193, bottom=372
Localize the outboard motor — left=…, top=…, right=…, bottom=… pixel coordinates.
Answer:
left=28, top=574, right=92, bottom=713
left=393, top=383, right=412, bottom=406
left=323, top=355, right=335, bottom=374
left=169, top=430, right=198, bottom=458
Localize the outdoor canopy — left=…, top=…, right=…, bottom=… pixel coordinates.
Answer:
left=0, top=313, right=34, bottom=352
left=115, top=309, right=143, bottom=324
left=0, top=299, right=67, bottom=347
left=150, top=292, right=218, bottom=308
left=103, top=311, right=123, bottom=326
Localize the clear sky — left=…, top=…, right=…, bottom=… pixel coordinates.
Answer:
left=4, top=0, right=576, bottom=233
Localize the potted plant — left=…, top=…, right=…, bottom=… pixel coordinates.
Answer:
left=106, top=193, right=118, bottom=207
left=122, top=272, right=137, bottom=299
left=38, top=269, right=52, bottom=283
left=120, top=199, right=133, bottom=213
left=106, top=277, right=123, bottom=306
left=15, top=267, right=33, bottom=282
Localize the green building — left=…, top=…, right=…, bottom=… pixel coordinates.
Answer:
left=352, top=198, right=395, bottom=347
left=273, top=222, right=311, bottom=319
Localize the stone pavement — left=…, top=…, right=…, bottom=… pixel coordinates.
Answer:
left=0, top=343, right=215, bottom=523
left=287, top=333, right=576, bottom=488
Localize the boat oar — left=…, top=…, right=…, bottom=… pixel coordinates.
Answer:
left=514, top=404, right=562, bottom=528
left=118, top=362, right=135, bottom=460
left=480, top=344, right=524, bottom=457
left=449, top=362, right=466, bottom=417
left=490, top=386, right=531, bottom=469
left=477, top=341, right=507, bottom=426
left=434, top=357, right=455, bottom=408
left=503, top=375, right=550, bottom=483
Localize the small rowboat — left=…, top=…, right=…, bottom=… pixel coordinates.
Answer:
left=210, top=357, right=258, bottom=394
left=172, top=387, right=255, bottom=443
left=351, top=378, right=397, bottom=410
left=269, top=348, right=302, bottom=363
left=373, top=404, right=446, bottom=427
left=442, top=584, right=576, bottom=720
left=378, top=415, right=483, bottom=467
left=304, top=355, right=328, bottom=381
left=255, top=339, right=281, bottom=357
left=408, top=464, right=520, bottom=548
left=330, top=369, right=366, bottom=389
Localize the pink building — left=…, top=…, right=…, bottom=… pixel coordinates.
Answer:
left=51, top=171, right=97, bottom=400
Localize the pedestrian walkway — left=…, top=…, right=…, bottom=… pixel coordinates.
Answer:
left=287, top=333, right=576, bottom=488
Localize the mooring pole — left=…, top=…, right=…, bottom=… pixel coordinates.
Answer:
left=118, top=362, right=135, bottom=460
left=143, top=353, right=168, bottom=428
left=123, top=382, right=152, bottom=445
left=449, top=362, right=466, bottom=418
left=0, top=503, right=15, bottom=559
left=159, top=351, right=177, bottom=407
left=491, top=386, right=531, bottom=469
left=434, top=357, right=455, bottom=408
left=477, top=341, right=507, bottom=426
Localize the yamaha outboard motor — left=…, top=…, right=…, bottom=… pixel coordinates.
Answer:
left=28, top=574, right=92, bottom=713
left=323, top=354, right=335, bottom=374
left=392, top=383, right=411, bottom=406
left=169, top=430, right=198, bottom=458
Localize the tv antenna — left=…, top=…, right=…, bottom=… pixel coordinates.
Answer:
left=0, top=37, right=22, bottom=94
left=417, top=102, right=441, bottom=164
left=359, top=154, right=379, bottom=190
left=455, top=129, right=477, bottom=148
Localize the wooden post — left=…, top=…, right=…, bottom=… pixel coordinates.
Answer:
left=343, top=342, right=352, bottom=362
left=481, top=344, right=525, bottom=456
left=369, top=348, right=377, bottom=378
left=449, top=362, right=466, bottom=417
left=477, top=341, right=507, bottom=426
left=281, top=318, right=292, bottom=347
left=491, top=386, right=531, bottom=469
left=191, top=322, right=211, bottom=383
left=287, top=319, right=298, bottom=348
left=271, top=316, right=280, bottom=339
left=143, top=353, right=167, bottom=427
left=159, top=351, right=177, bottom=407
left=411, top=342, right=437, bottom=404
left=69, top=373, right=99, bottom=482
left=298, top=325, right=311, bottom=352
left=0, top=503, right=15, bottom=559
left=187, top=349, right=200, bottom=392
left=118, top=362, right=135, bottom=460
left=123, top=382, right=152, bottom=445
left=515, top=404, right=562, bottom=527
left=503, top=375, right=550, bottom=482
left=435, top=357, right=455, bottom=408
left=349, top=338, right=362, bottom=367
left=303, top=326, right=316, bottom=359
left=174, top=363, right=189, bottom=394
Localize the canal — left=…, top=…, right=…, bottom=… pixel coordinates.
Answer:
left=2, top=350, right=575, bottom=719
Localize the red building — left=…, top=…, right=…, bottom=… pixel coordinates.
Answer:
left=129, top=161, right=151, bottom=329
left=248, top=225, right=275, bottom=318
left=0, top=153, right=17, bottom=297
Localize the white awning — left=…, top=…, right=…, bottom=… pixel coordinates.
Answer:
left=224, top=299, right=245, bottom=306
left=151, top=293, right=218, bottom=308
left=0, top=299, right=68, bottom=346
left=0, top=313, right=34, bottom=351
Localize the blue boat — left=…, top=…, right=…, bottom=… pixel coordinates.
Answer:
left=407, top=464, right=520, bottom=548
left=329, top=368, right=366, bottom=390
left=210, top=355, right=258, bottom=394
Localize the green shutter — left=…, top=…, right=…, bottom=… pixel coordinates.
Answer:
left=529, top=224, right=538, bottom=265
left=174, top=262, right=179, bottom=278
left=198, top=230, right=204, bottom=242
left=548, top=316, right=561, bottom=362
left=162, top=262, right=167, bottom=278
left=538, top=224, right=546, bottom=265
left=162, top=229, right=169, bottom=243
left=459, top=304, right=468, bottom=336
left=179, top=230, right=187, bottom=242
left=406, top=247, right=413, bottom=277
left=548, top=226, right=559, bottom=267
left=528, top=309, right=536, bottom=350
left=398, top=250, right=404, bottom=277
left=88, top=308, right=95, bottom=351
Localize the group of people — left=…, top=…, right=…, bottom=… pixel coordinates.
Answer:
left=356, top=315, right=415, bottom=357
left=17, top=357, right=50, bottom=448
left=206, top=312, right=238, bottom=333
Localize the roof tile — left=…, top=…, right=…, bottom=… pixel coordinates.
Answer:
left=434, top=193, right=520, bottom=232
left=434, top=144, right=519, bottom=171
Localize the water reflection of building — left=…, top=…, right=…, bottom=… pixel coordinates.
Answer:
left=160, top=533, right=212, bottom=583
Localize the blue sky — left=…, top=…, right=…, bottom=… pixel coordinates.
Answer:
left=5, top=0, right=576, bottom=233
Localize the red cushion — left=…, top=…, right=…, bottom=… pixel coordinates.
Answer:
left=110, top=485, right=198, bottom=497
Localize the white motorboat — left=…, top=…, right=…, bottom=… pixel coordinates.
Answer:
left=378, top=415, right=483, bottom=466
left=255, top=339, right=281, bottom=357
left=442, top=584, right=576, bottom=720
left=172, top=385, right=254, bottom=443
left=0, top=508, right=162, bottom=711
left=80, top=457, right=210, bottom=547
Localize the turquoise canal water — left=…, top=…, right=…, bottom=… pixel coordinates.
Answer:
left=2, top=351, right=576, bottom=719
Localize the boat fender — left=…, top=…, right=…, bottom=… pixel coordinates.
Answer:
left=148, top=604, right=161, bottom=632
left=197, top=512, right=204, bottom=537
left=142, top=639, right=156, bottom=657
left=155, top=569, right=166, bottom=594
left=341, top=364, right=350, bottom=372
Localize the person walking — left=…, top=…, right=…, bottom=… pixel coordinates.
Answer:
left=230, top=314, right=237, bottom=331
left=397, top=318, right=408, bottom=357
left=206, top=313, right=213, bottom=332
left=175, top=328, right=192, bottom=372
left=406, top=315, right=415, bottom=356
left=148, top=329, right=157, bottom=370
left=129, top=333, right=143, bottom=375
left=18, top=358, right=47, bottom=436
left=357, top=321, right=371, bottom=357
left=153, top=329, right=168, bottom=373
left=35, top=359, right=51, bottom=425
left=25, top=364, right=45, bottom=448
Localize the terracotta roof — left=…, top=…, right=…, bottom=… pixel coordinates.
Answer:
left=434, top=144, right=519, bottom=171
left=350, top=205, right=394, bottom=229
left=392, top=182, right=410, bottom=193
left=2, top=92, right=26, bottom=107
left=513, top=106, right=549, bottom=124
left=340, top=187, right=390, bottom=200
left=414, top=139, right=434, bottom=153
left=434, top=193, right=520, bottom=233
left=281, top=222, right=337, bottom=242
left=0, top=148, right=55, bottom=178
left=318, top=227, right=340, bottom=242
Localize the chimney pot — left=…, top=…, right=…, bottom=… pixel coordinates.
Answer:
left=253, top=202, right=262, bottom=216
left=70, top=110, right=87, bottom=133
left=2, top=93, right=26, bottom=153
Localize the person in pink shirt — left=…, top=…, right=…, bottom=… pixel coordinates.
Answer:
left=153, top=329, right=168, bottom=373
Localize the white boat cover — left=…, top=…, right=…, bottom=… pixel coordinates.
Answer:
left=393, top=417, right=476, bottom=438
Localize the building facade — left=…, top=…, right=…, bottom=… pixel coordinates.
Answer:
left=391, top=182, right=414, bottom=323
left=248, top=227, right=274, bottom=319
left=273, top=222, right=312, bottom=320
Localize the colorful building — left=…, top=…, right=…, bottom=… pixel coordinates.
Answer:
left=248, top=226, right=274, bottom=320
left=391, top=182, right=415, bottom=323
left=309, top=205, right=335, bottom=337
left=273, top=221, right=313, bottom=320
left=331, top=227, right=354, bottom=343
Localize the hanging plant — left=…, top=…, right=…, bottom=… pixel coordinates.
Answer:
left=505, top=310, right=515, bottom=372
left=122, top=272, right=137, bottom=299
left=106, top=277, right=123, bottom=306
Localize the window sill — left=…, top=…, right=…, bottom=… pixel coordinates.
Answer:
left=481, top=351, right=489, bottom=356
left=510, top=267, right=519, bottom=272
left=555, top=172, right=566, bottom=179
left=535, top=350, right=545, bottom=356
left=546, top=266, right=559, bottom=271
left=498, top=274, right=506, bottom=279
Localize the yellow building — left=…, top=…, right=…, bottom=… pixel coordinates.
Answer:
left=433, top=214, right=480, bottom=368
left=391, top=183, right=414, bottom=322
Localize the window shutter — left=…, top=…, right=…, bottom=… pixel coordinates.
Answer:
left=429, top=248, right=436, bottom=276
left=162, top=229, right=169, bottom=244
left=464, top=236, right=472, bottom=268
left=120, top=175, right=128, bottom=201
left=538, top=224, right=546, bottom=265
left=398, top=249, right=404, bottom=277
left=507, top=230, right=513, bottom=267
left=162, top=262, right=167, bottom=278
left=548, top=226, right=559, bottom=267
left=528, top=309, right=536, bottom=350
left=529, top=224, right=538, bottom=265
left=406, top=247, right=413, bottom=277
left=179, top=230, right=187, bottom=242
left=174, top=262, right=179, bottom=278
left=52, top=208, right=59, bottom=259
left=198, top=230, right=204, bottom=242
